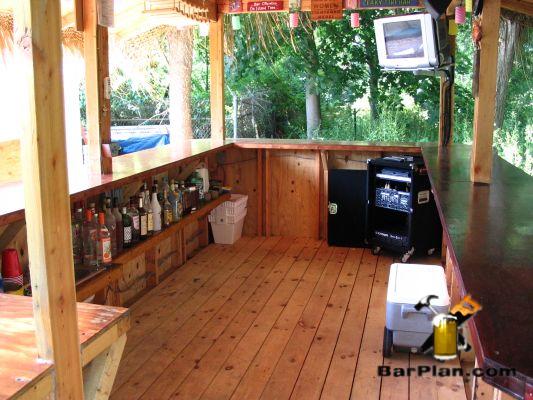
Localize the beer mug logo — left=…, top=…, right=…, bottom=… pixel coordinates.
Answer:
left=416, top=294, right=482, bottom=360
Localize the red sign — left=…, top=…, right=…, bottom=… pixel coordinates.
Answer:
left=247, top=1, right=284, bottom=11
left=311, top=0, right=343, bottom=20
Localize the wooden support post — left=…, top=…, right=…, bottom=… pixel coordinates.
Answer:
left=439, top=20, right=456, bottom=146
left=471, top=0, right=501, bottom=183
left=14, top=1, right=84, bottom=398
left=84, top=0, right=112, bottom=174
left=265, top=150, right=271, bottom=237
left=83, top=334, right=127, bottom=399
left=145, top=248, right=159, bottom=288
left=257, top=149, right=263, bottom=236
left=209, top=17, right=225, bottom=142
left=320, top=151, right=329, bottom=241
left=74, top=0, right=84, bottom=31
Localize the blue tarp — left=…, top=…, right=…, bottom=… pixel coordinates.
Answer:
left=114, top=133, right=170, bottom=155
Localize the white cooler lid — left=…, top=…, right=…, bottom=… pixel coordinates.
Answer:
left=387, top=263, right=449, bottom=307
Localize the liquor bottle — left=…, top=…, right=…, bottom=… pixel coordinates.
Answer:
left=145, top=186, right=154, bottom=235
left=112, top=197, right=123, bottom=254
left=97, top=212, right=112, bottom=268
left=138, top=195, right=148, bottom=240
left=82, top=209, right=97, bottom=268
left=151, top=185, right=162, bottom=232
left=122, top=206, right=133, bottom=248
left=169, top=180, right=179, bottom=222
left=104, top=197, right=117, bottom=258
left=175, top=184, right=184, bottom=220
left=88, top=202, right=96, bottom=215
left=128, top=197, right=140, bottom=244
left=163, top=189, right=173, bottom=228
left=71, top=204, right=84, bottom=266
left=189, top=186, right=198, bottom=213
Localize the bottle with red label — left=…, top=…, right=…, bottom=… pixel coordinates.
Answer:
left=97, top=212, right=112, bottom=268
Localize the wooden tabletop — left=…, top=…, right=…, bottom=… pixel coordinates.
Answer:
left=0, top=294, right=129, bottom=399
left=422, top=144, right=533, bottom=399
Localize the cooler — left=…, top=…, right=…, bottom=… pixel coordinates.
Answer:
left=384, top=263, right=449, bottom=354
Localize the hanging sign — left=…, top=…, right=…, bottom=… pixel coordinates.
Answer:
left=358, top=0, right=420, bottom=8
left=311, top=0, right=343, bottom=20
left=247, top=1, right=284, bottom=11
left=230, top=0, right=243, bottom=13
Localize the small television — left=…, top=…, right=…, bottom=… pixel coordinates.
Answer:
left=374, top=13, right=441, bottom=71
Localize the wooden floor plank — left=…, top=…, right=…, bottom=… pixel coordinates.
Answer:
left=230, top=243, right=334, bottom=400
left=113, top=237, right=257, bottom=391
left=290, top=248, right=364, bottom=400
left=111, top=240, right=467, bottom=400
left=258, top=247, right=349, bottom=400
left=141, top=237, right=301, bottom=400
left=169, top=239, right=318, bottom=400
left=112, top=236, right=272, bottom=399
left=320, top=249, right=378, bottom=400
left=350, top=254, right=393, bottom=400
left=123, top=240, right=235, bottom=354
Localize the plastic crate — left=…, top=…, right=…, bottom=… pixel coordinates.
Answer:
left=210, top=210, right=247, bottom=245
left=209, top=194, right=248, bottom=224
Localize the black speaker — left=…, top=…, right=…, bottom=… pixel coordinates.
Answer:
left=423, top=0, right=453, bottom=18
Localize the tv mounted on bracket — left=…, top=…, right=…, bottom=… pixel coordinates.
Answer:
left=374, top=13, right=451, bottom=72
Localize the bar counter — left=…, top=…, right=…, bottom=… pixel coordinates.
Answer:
left=0, top=138, right=420, bottom=225
left=422, top=144, right=533, bottom=399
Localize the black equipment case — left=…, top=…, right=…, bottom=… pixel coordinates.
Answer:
left=366, top=156, right=442, bottom=262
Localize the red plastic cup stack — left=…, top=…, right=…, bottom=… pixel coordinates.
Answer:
left=1, top=248, right=23, bottom=293
left=351, top=13, right=360, bottom=28
left=455, top=6, right=466, bottom=24
left=289, top=12, right=299, bottom=28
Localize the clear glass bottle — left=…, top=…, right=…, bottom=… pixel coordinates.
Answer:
left=112, top=197, right=123, bottom=254
left=169, top=180, right=179, bottom=222
left=151, top=185, right=162, bottom=232
left=71, top=204, right=84, bottom=266
left=128, top=197, right=140, bottom=244
left=82, top=209, right=97, bottom=268
left=163, top=189, right=173, bottom=228
left=122, top=206, right=132, bottom=248
left=104, top=197, right=117, bottom=258
left=138, top=195, right=148, bottom=240
left=97, top=212, right=112, bottom=268
left=145, top=186, right=154, bottom=235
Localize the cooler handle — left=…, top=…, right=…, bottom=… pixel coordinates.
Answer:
left=401, top=304, right=433, bottom=320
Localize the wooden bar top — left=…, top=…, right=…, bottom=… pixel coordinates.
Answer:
left=0, top=294, right=129, bottom=399
left=421, top=144, right=533, bottom=399
left=0, top=138, right=421, bottom=226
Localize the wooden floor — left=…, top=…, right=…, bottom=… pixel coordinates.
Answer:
left=111, top=236, right=467, bottom=400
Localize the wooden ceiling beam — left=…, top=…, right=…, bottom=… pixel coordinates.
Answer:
left=501, top=0, right=533, bottom=15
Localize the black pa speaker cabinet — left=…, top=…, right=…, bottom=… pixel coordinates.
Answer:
left=328, top=169, right=367, bottom=247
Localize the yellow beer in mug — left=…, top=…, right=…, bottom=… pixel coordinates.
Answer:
left=433, top=314, right=458, bottom=360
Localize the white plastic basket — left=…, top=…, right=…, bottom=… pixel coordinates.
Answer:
left=209, top=194, right=248, bottom=224
left=210, top=211, right=247, bottom=244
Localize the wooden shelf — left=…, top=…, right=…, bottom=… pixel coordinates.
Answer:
left=113, top=193, right=230, bottom=265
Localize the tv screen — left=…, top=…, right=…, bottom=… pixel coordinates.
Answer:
left=383, top=20, right=424, bottom=59
left=374, top=13, right=439, bottom=71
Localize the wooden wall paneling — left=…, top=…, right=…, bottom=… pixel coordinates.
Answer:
left=74, top=0, right=84, bottom=31
left=184, top=220, right=200, bottom=258
left=145, top=248, right=159, bottom=289
left=316, top=151, right=322, bottom=240
left=327, top=150, right=378, bottom=170
left=14, top=0, right=84, bottom=397
left=171, top=231, right=181, bottom=269
left=320, top=151, right=328, bottom=241
left=257, top=149, right=264, bottom=236
left=265, top=150, right=271, bottom=237
left=209, top=18, right=225, bottom=142
left=471, top=0, right=501, bottom=183
left=220, top=148, right=258, bottom=236
left=269, top=150, right=319, bottom=238
left=157, top=237, right=174, bottom=278
left=83, top=0, right=112, bottom=174
left=118, top=254, right=147, bottom=305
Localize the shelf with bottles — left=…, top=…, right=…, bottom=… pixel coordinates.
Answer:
left=70, top=166, right=230, bottom=277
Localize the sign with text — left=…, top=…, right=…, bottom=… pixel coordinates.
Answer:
left=247, top=1, right=284, bottom=11
left=311, top=0, right=343, bottom=20
left=358, top=0, right=420, bottom=8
